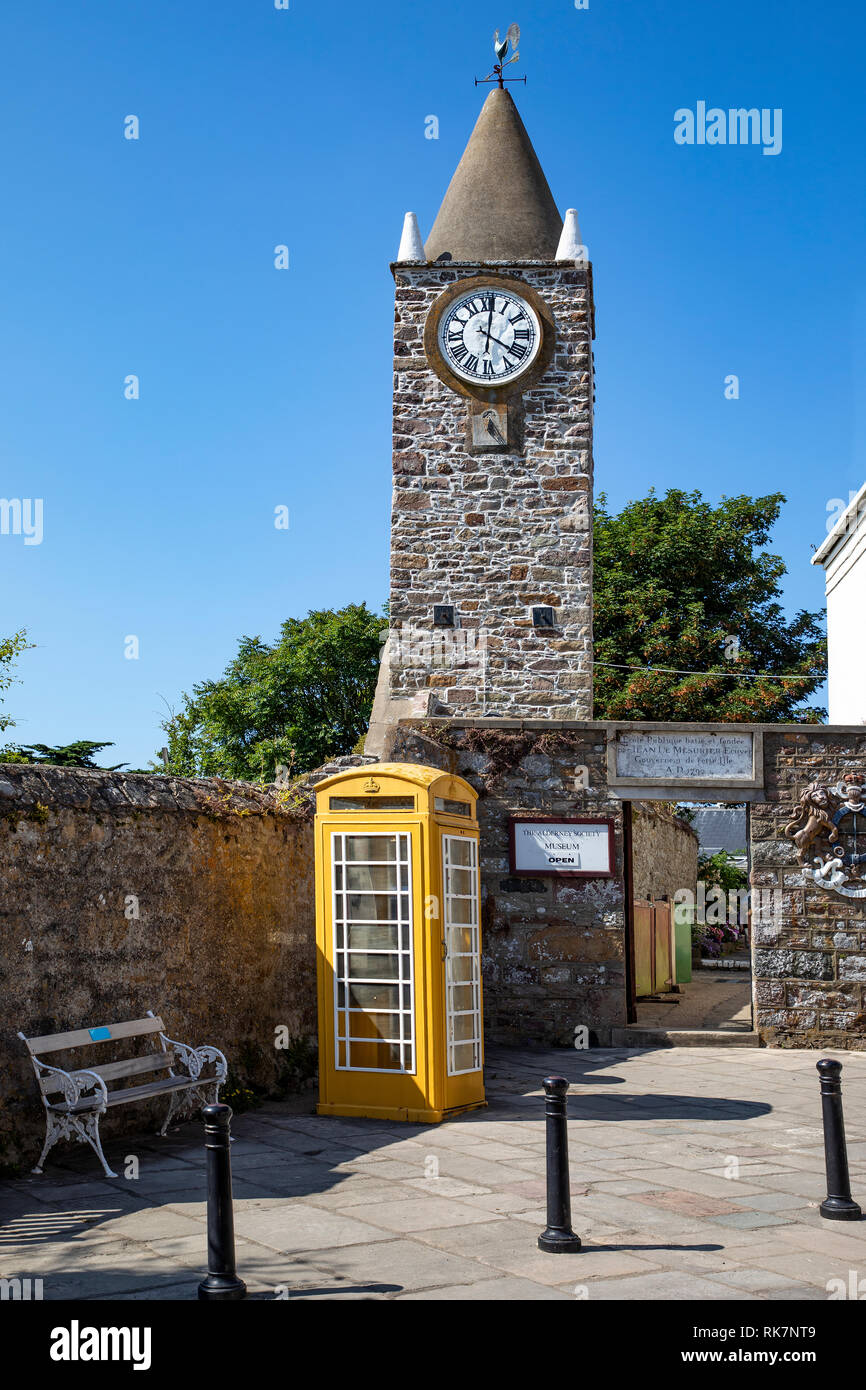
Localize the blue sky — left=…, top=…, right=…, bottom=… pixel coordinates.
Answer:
left=0, top=0, right=862, bottom=767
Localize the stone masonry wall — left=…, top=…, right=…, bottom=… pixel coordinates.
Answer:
left=0, top=766, right=317, bottom=1172
left=752, top=731, right=866, bottom=1050
left=388, top=720, right=866, bottom=1052
left=390, top=721, right=627, bottom=1046
left=389, top=261, right=594, bottom=720
left=631, top=804, right=699, bottom=903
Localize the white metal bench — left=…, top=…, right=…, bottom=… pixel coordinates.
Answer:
left=18, top=1012, right=227, bottom=1178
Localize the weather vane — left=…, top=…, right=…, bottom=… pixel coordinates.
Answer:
left=476, top=24, right=525, bottom=89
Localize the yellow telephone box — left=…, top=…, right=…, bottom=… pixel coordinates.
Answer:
left=314, top=763, right=486, bottom=1123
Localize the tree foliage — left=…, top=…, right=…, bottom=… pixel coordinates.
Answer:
left=593, top=490, right=826, bottom=722
left=3, top=741, right=125, bottom=769
left=161, top=604, right=385, bottom=781
left=697, top=849, right=749, bottom=894
left=0, top=630, right=33, bottom=734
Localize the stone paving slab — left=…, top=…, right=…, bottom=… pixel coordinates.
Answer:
left=1, top=1044, right=865, bottom=1301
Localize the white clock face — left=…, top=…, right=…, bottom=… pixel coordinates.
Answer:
left=438, top=288, right=542, bottom=386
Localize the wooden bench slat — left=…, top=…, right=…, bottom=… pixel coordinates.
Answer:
left=104, top=1076, right=202, bottom=1105
left=38, top=1051, right=174, bottom=1094
left=94, top=1052, right=175, bottom=1083
left=54, top=1076, right=206, bottom=1113
left=25, top=1017, right=165, bottom=1054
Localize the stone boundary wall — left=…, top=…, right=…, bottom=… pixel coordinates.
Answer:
left=0, top=766, right=318, bottom=1172
left=631, top=804, right=699, bottom=904
left=753, top=731, right=866, bottom=1050
left=390, top=719, right=866, bottom=1051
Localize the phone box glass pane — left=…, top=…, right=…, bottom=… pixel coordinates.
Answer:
left=345, top=923, right=400, bottom=951
left=447, top=896, right=475, bottom=925
left=450, top=1012, right=478, bottom=1042
left=346, top=893, right=400, bottom=922
left=451, top=1042, right=478, bottom=1073
left=449, top=954, right=475, bottom=984
left=343, top=836, right=399, bottom=862
left=350, top=1040, right=402, bottom=1070
left=345, top=864, right=400, bottom=893
left=348, top=983, right=400, bottom=1011
left=347, top=953, right=401, bottom=981
left=447, top=866, right=475, bottom=895
left=347, top=1011, right=401, bottom=1042
left=449, top=983, right=475, bottom=1012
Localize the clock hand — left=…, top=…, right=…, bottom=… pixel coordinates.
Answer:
left=486, top=332, right=519, bottom=356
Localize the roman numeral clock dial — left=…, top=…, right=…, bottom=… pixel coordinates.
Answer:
left=438, top=288, right=542, bottom=386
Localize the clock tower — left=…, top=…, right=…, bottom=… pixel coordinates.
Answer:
left=367, top=80, right=595, bottom=755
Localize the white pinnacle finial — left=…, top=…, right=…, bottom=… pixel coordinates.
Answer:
left=397, top=212, right=426, bottom=263
left=556, top=209, right=585, bottom=262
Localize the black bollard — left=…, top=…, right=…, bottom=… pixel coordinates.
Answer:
left=198, top=1103, right=247, bottom=1300
left=538, top=1076, right=582, bottom=1253
left=817, top=1060, right=862, bottom=1222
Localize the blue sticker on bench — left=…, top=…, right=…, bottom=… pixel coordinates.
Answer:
left=89, top=1027, right=111, bottom=1041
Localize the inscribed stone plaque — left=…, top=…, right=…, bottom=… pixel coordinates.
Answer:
left=614, top=730, right=755, bottom=783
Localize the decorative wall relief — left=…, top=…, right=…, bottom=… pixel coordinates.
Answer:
left=786, top=773, right=866, bottom=898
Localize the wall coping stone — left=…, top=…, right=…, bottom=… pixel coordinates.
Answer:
left=0, top=765, right=306, bottom=818
left=406, top=718, right=866, bottom=735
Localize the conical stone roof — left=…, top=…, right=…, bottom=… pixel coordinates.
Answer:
left=425, top=87, right=563, bottom=262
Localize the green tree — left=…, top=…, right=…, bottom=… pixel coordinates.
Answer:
left=697, top=849, right=749, bottom=894
left=4, top=741, right=125, bottom=770
left=593, top=490, right=826, bottom=722
left=0, top=629, right=33, bottom=735
left=161, top=604, right=385, bottom=781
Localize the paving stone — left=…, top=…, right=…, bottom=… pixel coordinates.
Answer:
left=430, top=1232, right=633, bottom=1288
left=564, top=1270, right=760, bottom=1301
left=136, top=1233, right=266, bottom=1272
left=741, top=1192, right=818, bottom=1213
left=14, top=1180, right=130, bottom=1204
left=397, top=1276, right=573, bottom=1300
left=586, top=1179, right=671, bottom=1196
left=303, top=1179, right=423, bottom=1210
left=502, top=1206, right=548, bottom=1228
left=629, top=1189, right=746, bottom=1219
left=7, top=1243, right=180, bottom=1300
left=742, top=1172, right=827, bottom=1199
left=102, top=1281, right=197, bottom=1301
left=89, top=1207, right=205, bottom=1242
left=771, top=1222, right=866, bottom=1258
left=748, top=1250, right=864, bottom=1288
left=709, top=1267, right=816, bottom=1293
left=422, top=1154, right=547, bottom=1186
left=101, top=1168, right=210, bottom=1196
left=403, top=1177, right=491, bottom=1198
left=347, top=1196, right=503, bottom=1234
left=238, top=1237, right=491, bottom=1295
left=762, top=1284, right=831, bottom=1301
left=332, top=1157, right=432, bottom=1180
left=232, top=1202, right=394, bottom=1254
left=458, top=1191, right=541, bottom=1214
left=705, top=1211, right=793, bottom=1230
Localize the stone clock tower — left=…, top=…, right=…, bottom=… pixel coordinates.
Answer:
left=367, top=83, right=595, bottom=755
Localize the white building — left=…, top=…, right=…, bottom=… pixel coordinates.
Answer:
left=812, top=482, right=866, bottom=723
